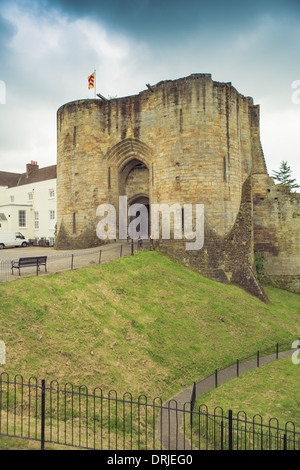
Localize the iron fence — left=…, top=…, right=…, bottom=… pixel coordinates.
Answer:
left=191, top=340, right=297, bottom=408
left=0, top=372, right=299, bottom=450
left=0, top=240, right=150, bottom=282
left=0, top=260, right=11, bottom=282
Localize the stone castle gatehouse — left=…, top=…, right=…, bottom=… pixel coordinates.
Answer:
left=55, top=74, right=300, bottom=301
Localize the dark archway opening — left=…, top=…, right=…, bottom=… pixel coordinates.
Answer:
left=118, top=158, right=150, bottom=238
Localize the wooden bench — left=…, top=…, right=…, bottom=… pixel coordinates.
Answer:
left=11, top=256, right=47, bottom=276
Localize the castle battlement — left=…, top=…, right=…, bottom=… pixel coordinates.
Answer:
left=55, top=74, right=300, bottom=301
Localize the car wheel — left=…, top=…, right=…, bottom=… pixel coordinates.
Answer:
left=0, top=243, right=4, bottom=249
left=21, top=242, right=27, bottom=247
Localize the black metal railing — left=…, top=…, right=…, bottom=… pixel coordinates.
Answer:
left=190, top=340, right=298, bottom=409
left=0, top=372, right=299, bottom=450
left=0, top=240, right=150, bottom=282
left=189, top=405, right=300, bottom=450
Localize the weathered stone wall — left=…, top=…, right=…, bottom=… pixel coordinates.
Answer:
left=56, top=74, right=266, bottom=248
left=252, top=174, right=300, bottom=294
left=125, top=166, right=149, bottom=203
left=55, top=73, right=299, bottom=300
left=156, top=176, right=269, bottom=302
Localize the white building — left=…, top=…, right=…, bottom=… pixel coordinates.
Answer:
left=0, top=161, right=57, bottom=245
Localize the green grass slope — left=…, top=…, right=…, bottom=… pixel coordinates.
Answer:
left=195, top=356, right=300, bottom=429
left=0, top=251, right=299, bottom=400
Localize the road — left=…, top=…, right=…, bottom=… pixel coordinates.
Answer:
left=0, top=241, right=122, bottom=261
left=0, top=240, right=147, bottom=280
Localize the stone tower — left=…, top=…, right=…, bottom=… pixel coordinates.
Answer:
left=56, top=74, right=300, bottom=300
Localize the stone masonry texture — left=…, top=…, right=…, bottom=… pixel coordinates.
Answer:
left=56, top=74, right=300, bottom=300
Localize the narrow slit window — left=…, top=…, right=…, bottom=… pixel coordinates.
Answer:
left=179, top=108, right=183, bottom=133
left=73, top=212, right=76, bottom=234
left=73, top=126, right=77, bottom=147
left=223, top=157, right=227, bottom=181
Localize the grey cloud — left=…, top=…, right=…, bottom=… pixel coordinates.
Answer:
left=0, top=13, right=16, bottom=45
left=44, top=0, right=300, bottom=39
left=0, top=0, right=299, bottom=184
left=0, top=12, right=17, bottom=66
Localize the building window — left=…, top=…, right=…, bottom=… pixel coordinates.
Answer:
left=223, top=156, right=227, bottom=182
left=10, top=195, right=14, bottom=203
left=49, top=210, right=55, bottom=230
left=18, top=210, right=26, bottom=227
left=28, top=192, right=33, bottom=201
left=73, top=212, right=76, bottom=234
left=34, top=212, right=39, bottom=229
left=49, top=188, right=55, bottom=198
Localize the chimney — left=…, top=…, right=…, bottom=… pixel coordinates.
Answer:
left=26, top=160, right=39, bottom=177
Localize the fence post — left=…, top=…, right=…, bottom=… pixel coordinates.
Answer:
left=36, top=258, right=39, bottom=276
left=190, top=382, right=196, bottom=427
left=221, top=420, right=224, bottom=450
left=71, top=254, right=74, bottom=270
left=41, top=379, right=46, bottom=450
left=228, top=409, right=233, bottom=450
left=215, top=369, right=218, bottom=388
left=131, top=239, right=134, bottom=256
left=237, top=359, right=239, bottom=377
left=276, top=343, right=279, bottom=360
left=120, top=244, right=123, bottom=258
left=283, top=433, right=287, bottom=450
left=257, top=350, right=260, bottom=368
left=99, top=250, right=102, bottom=264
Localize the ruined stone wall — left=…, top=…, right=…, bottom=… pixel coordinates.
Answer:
left=56, top=74, right=265, bottom=249
left=55, top=73, right=300, bottom=301
left=252, top=174, right=300, bottom=294
left=156, top=176, right=269, bottom=302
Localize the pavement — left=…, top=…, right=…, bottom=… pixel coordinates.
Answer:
left=0, top=240, right=126, bottom=261
left=0, top=240, right=148, bottom=281
left=157, top=349, right=294, bottom=450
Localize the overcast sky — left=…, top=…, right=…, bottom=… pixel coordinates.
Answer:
left=0, top=0, right=299, bottom=188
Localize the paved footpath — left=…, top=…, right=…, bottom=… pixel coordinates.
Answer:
left=0, top=240, right=149, bottom=281
left=158, top=349, right=294, bottom=450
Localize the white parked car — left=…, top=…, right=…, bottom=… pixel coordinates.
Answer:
left=0, top=232, right=29, bottom=249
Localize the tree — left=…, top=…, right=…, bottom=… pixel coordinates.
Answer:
left=272, top=161, right=300, bottom=192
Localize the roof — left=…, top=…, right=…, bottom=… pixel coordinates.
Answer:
left=0, top=171, right=20, bottom=188
left=0, top=165, right=57, bottom=188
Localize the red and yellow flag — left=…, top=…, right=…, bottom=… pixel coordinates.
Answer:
left=88, top=72, right=95, bottom=89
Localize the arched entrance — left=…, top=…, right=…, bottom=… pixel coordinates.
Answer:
left=128, top=194, right=150, bottom=238
left=119, top=158, right=150, bottom=238
left=105, top=138, right=153, bottom=239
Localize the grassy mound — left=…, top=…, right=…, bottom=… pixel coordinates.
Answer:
left=0, top=251, right=299, bottom=400
left=195, top=356, right=300, bottom=429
